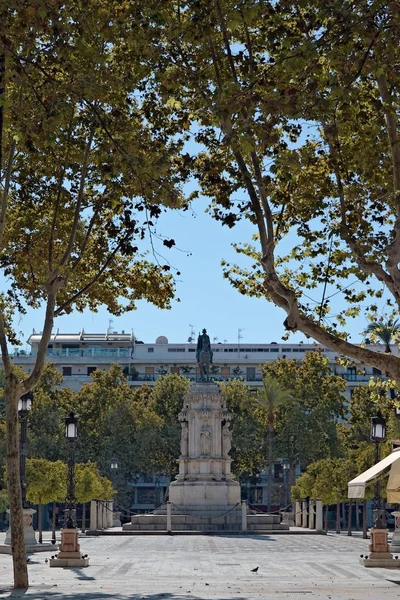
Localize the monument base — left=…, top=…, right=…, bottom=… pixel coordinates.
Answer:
left=169, top=480, right=241, bottom=507
left=122, top=503, right=289, bottom=532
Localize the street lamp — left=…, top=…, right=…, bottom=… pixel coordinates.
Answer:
left=18, top=392, right=33, bottom=509
left=65, top=412, right=78, bottom=529
left=370, top=413, right=387, bottom=528
left=110, top=457, right=118, bottom=510
left=282, top=459, right=290, bottom=508
left=50, top=411, right=89, bottom=567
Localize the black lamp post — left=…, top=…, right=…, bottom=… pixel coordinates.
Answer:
left=18, top=392, right=33, bottom=509
left=282, top=459, right=290, bottom=508
left=110, top=457, right=118, bottom=510
left=370, top=412, right=387, bottom=529
left=65, top=412, right=78, bottom=529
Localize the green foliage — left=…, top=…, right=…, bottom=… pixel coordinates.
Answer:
left=141, top=0, right=400, bottom=382
left=221, top=379, right=266, bottom=476
left=263, top=352, right=346, bottom=468
left=75, top=463, right=104, bottom=504
left=151, top=374, right=189, bottom=477
left=26, top=459, right=66, bottom=505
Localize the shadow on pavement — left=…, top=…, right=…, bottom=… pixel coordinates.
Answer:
left=4, top=593, right=247, bottom=600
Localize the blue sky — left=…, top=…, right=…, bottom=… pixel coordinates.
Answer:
left=12, top=195, right=372, bottom=350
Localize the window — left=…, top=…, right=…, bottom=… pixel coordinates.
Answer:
left=148, top=348, right=154, bottom=353
left=246, top=367, right=256, bottom=380
left=270, top=348, right=279, bottom=352
left=87, top=366, right=97, bottom=375
left=188, top=348, right=196, bottom=352
left=347, top=367, right=357, bottom=381
left=168, top=348, right=184, bottom=352
left=62, top=366, right=72, bottom=376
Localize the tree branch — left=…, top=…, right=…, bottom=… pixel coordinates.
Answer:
left=54, top=242, right=122, bottom=317
left=21, top=288, right=58, bottom=392
left=0, top=137, right=16, bottom=248
left=0, top=311, right=11, bottom=374
left=56, top=124, right=95, bottom=271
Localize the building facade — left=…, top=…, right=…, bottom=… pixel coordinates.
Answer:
left=13, top=329, right=394, bottom=398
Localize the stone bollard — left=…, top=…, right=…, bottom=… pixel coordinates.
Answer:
left=308, top=499, right=315, bottom=530
left=316, top=498, right=324, bottom=532
left=295, top=501, right=302, bottom=527
left=90, top=500, right=97, bottom=531
left=242, top=500, right=247, bottom=531
left=302, top=500, right=308, bottom=528
left=167, top=501, right=172, bottom=533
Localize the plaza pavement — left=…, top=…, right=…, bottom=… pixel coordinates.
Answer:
left=1, top=531, right=400, bottom=600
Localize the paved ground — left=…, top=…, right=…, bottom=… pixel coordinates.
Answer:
left=1, top=531, right=400, bottom=600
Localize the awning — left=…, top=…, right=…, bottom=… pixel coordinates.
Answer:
left=348, top=449, right=400, bottom=499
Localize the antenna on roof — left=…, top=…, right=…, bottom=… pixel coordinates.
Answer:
left=238, top=328, right=244, bottom=358
left=188, top=324, right=195, bottom=343
left=107, top=319, right=114, bottom=335
left=213, top=337, right=219, bottom=343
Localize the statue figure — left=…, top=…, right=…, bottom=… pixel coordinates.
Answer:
left=196, top=328, right=213, bottom=381
left=180, top=421, right=188, bottom=456
left=200, top=425, right=211, bottom=456
left=222, top=423, right=232, bottom=458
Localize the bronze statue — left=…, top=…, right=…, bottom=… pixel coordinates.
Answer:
left=196, top=328, right=213, bottom=381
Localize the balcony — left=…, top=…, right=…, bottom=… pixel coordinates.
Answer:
left=339, top=373, right=387, bottom=382
left=45, top=348, right=131, bottom=358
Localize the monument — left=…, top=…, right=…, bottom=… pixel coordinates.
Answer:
left=123, top=329, right=288, bottom=532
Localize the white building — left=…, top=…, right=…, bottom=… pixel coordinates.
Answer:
left=12, top=330, right=395, bottom=397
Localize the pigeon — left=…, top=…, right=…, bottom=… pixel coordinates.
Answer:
left=45, top=558, right=48, bottom=563
left=251, top=566, right=259, bottom=573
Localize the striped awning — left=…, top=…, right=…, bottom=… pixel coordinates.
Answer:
left=348, top=449, right=400, bottom=499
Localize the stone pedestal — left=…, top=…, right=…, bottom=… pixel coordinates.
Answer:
left=49, top=528, right=89, bottom=568
left=4, top=508, right=37, bottom=546
left=360, top=527, right=400, bottom=568
left=169, top=383, right=240, bottom=510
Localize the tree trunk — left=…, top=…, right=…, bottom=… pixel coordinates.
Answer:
left=82, top=503, right=86, bottom=533
left=336, top=502, right=341, bottom=534
left=4, top=377, right=29, bottom=588
left=38, top=504, right=43, bottom=543
left=363, top=500, right=368, bottom=539
left=325, top=505, right=329, bottom=532
left=267, top=417, right=274, bottom=513
left=347, top=500, right=352, bottom=536
left=51, top=502, right=57, bottom=545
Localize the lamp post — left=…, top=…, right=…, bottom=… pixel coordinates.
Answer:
left=5, top=392, right=37, bottom=548
left=282, top=459, right=290, bottom=508
left=65, top=412, right=78, bottom=528
left=18, top=392, right=33, bottom=509
left=50, top=412, right=89, bottom=567
left=110, top=457, right=118, bottom=509
left=370, top=413, right=387, bottom=529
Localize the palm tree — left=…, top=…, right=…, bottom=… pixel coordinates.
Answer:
left=365, top=318, right=400, bottom=400
left=254, top=376, right=293, bottom=512
left=364, top=318, right=400, bottom=353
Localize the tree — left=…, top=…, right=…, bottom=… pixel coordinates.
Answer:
left=151, top=374, right=189, bottom=485
left=365, top=319, right=400, bottom=354
left=263, top=352, right=347, bottom=479
left=75, top=462, right=104, bottom=533
left=1, top=4, right=188, bottom=586
left=220, top=379, right=266, bottom=477
left=26, top=459, right=66, bottom=543
left=144, top=1, right=400, bottom=382
left=254, top=375, right=293, bottom=511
